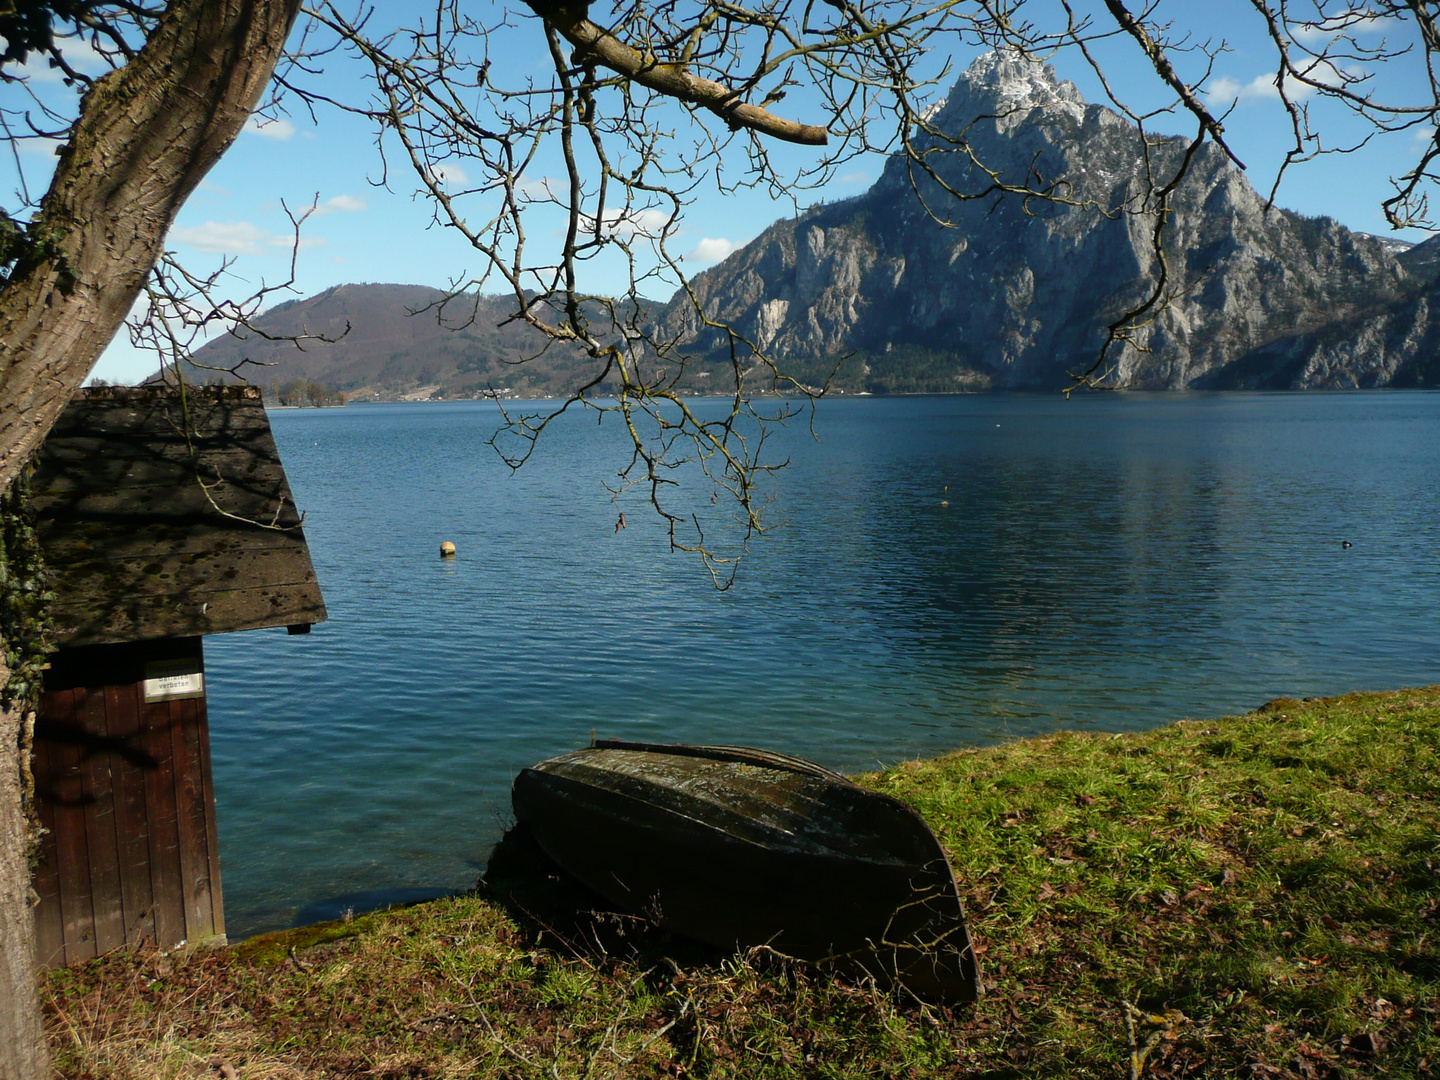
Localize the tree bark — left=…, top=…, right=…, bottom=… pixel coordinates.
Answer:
left=0, top=0, right=303, bottom=493
left=0, top=2, right=301, bottom=1075
left=523, top=0, right=830, bottom=145
left=0, top=675, right=43, bottom=1080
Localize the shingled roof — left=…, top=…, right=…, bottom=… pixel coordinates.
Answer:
left=30, top=385, right=327, bottom=647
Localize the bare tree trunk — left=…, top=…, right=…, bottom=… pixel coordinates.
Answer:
left=0, top=0, right=302, bottom=494
left=0, top=2, right=301, bottom=1075
left=0, top=667, right=43, bottom=1080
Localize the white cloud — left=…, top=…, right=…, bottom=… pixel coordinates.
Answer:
left=839, top=171, right=871, bottom=185
left=317, top=194, right=367, bottom=214
left=1205, top=72, right=1316, bottom=106
left=17, top=59, right=65, bottom=83
left=516, top=176, right=563, bottom=201
left=1205, top=75, right=1243, bottom=102
left=168, top=220, right=325, bottom=256
left=426, top=163, right=470, bottom=187
left=245, top=115, right=295, bottom=140
left=1294, top=14, right=1391, bottom=43
left=684, top=237, right=736, bottom=263
left=169, top=221, right=267, bottom=255
left=15, top=38, right=105, bottom=82
left=575, top=206, right=674, bottom=240
left=613, top=207, right=671, bottom=238
left=269, top=234, right=327, bottom=250
left=19, top=138, right=63, bottom=158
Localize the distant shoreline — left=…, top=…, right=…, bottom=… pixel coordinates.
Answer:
left=264, top=385, right=1440, bottom=408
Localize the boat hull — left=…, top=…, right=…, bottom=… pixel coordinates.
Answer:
left=511, top=741, right=980, bottom=1001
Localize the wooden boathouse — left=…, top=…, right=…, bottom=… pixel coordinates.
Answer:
left=27, top=385, right=326, bottom=967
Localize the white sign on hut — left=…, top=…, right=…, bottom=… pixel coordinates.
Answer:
left=27, top=385, right=327, bottom=967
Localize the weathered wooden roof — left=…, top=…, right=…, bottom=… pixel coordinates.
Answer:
left=30, top=385, right=327, bottom=647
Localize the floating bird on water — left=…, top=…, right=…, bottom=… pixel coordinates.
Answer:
left=1341, top=540, right=1352, bottom=549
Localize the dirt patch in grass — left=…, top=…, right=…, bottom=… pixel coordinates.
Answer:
left=43, top=688, right=1440, bottom=1078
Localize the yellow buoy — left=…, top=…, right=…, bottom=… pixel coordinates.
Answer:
left=439, top=541, right=457, bottom=557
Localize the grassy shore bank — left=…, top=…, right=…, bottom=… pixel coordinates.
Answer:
left=43, top=689, right=1440, bottom=1078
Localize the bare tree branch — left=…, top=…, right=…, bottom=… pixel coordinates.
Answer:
left=525, top=0, right=831, bottom=144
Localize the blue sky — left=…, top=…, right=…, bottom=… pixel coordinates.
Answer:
left=5, top=2, right=1435, bottom=383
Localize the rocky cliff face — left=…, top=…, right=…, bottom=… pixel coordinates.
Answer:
left=1195, top=279, right=1440, bottom=389
left=1194, top=236, right=1440, bottom=389
left=661, top=50, right=1425, bottom=391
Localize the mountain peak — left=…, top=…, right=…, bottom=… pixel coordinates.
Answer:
left=931, top=48, right=1086, bottom=132
left=665, top=46, right=1416, bottom=392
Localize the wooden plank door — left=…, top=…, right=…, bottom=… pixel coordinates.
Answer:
left=31, top=638, right=224, bottom=966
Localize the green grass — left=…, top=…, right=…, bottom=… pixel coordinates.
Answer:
left=43, top=688, right=1440, bottom=1078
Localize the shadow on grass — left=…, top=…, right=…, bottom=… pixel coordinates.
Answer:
left=479, top=823, right=733, bottom=974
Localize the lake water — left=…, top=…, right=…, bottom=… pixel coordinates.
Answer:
left=204, top=392, right=1440, bottom=938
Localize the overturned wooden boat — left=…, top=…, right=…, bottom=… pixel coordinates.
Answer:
left=511, top=740, right=980, bottom=1001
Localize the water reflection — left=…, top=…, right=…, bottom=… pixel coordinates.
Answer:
left=205, top=392, right=1440, bottom=937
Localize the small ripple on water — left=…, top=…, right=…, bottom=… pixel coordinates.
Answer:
left=204, top=393, right=1440, bottom=937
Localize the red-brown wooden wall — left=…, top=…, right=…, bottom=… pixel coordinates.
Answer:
left=31, top=637, right=225, bottom=967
